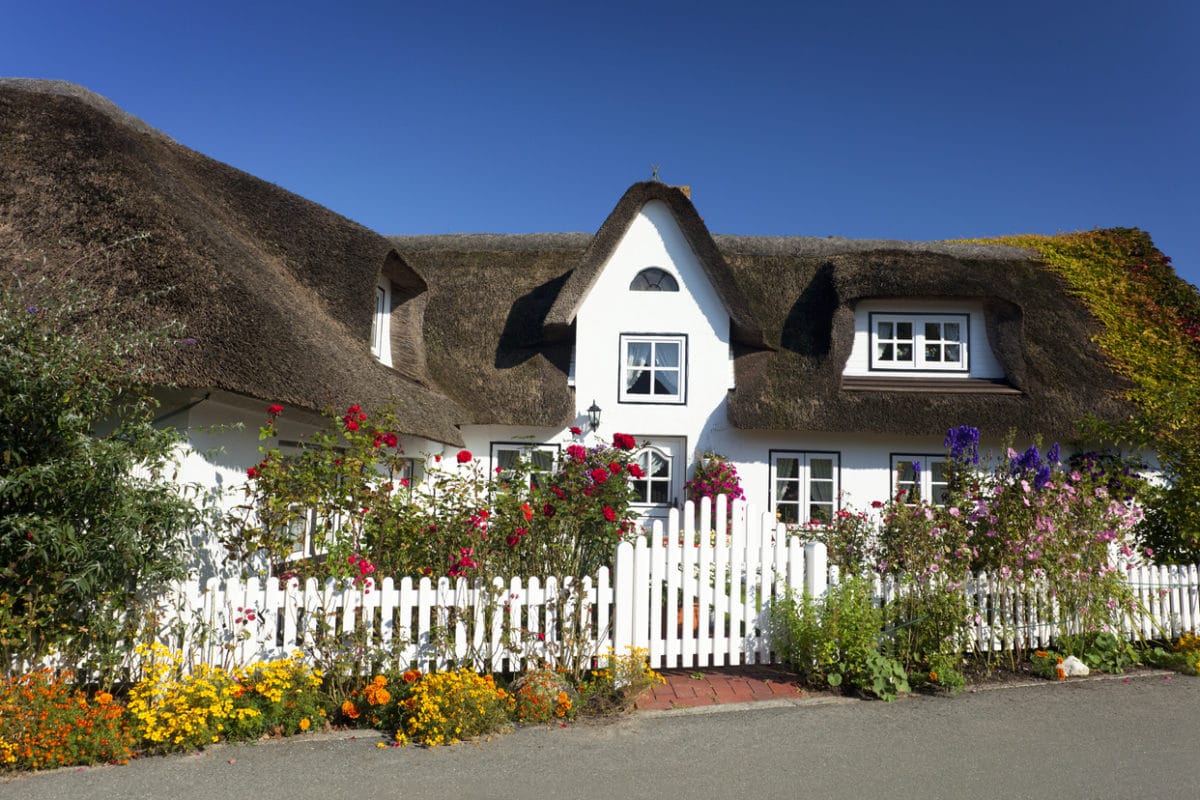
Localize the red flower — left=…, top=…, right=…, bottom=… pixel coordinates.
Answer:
left=612, top=433, right=637, bottom=450
left=520, top=502, right=533, bottom=522
left=515, top=526, right=527, bottom=537
left=347, top=405, right=361, bottom=414
left=608, top=461, right=622, bottom=475
left=628, top=463, right=645, bottom=478
left=566, top=444, right=587, bottom=462
left=383, top=432, right=398, bottom=447
left=345, top=419, right=360, bottom=432
left=603, top=505, right=617, bottom=522
left=569, top=425, right=582, bottom=435
left=871, top=500, right=885, bottom=509
left=246, top=467, right=259, bottom=479
left=590, top=468, right=609, bottom=484
left=543, top=503, right=557, bottom=518
left=456, top=449, right=473, bottom=464
left=267, top=404, right=283, bottom=416
left=551, top=485, right=566, bottom=499
left=506, top=535, right=520, bottom=547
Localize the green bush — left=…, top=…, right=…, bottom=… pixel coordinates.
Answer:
left=1, top=271, right=201, bottom=680
left=771, top=576, right=907, bottom=700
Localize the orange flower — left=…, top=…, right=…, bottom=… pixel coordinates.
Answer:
left=341, top=700, right=361, bottom=720
left=364, top=683, right=391, bottom=706
left=928, top=671, right=938, bottom=683
left=1034, top=650, right=1048, bottom=659
left=1055, top=666, right=1066, bottom=680
left=299, top=718, right=311, bottom=731
left=401, top=669, right=421, bottom=683
left=94, top=691, right=113, bottom=706
left=372, top=675, right=387, bottom=687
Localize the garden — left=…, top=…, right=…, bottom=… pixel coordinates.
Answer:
left=3, top=254, right=1200, bottom=773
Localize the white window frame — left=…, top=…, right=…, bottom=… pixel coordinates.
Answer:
left=619, top=333, right=687, bottom=405
left=869, top=312, right=968, bottom=372
left=891, top=454, right=950, bottom=506
left=769, top=451, right=840, bottom=525
left=490, top=442, right=558, bottom=490
left=370, top=280, right=392, bottom=366
left=631, top=445, right=674, bottom=506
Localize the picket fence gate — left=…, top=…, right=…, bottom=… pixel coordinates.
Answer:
left=155, top=496, right=1200, bottom=674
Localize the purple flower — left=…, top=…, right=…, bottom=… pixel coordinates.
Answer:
left=1033, top=465, right=1052, bottom=491
left=1010, top=445, right=1041, bottom=475
left=26, top=305, right=38, bottom=314
left=1046, top=443, right=1061, bottom=464
left=943, top=425, right=980, bottom=465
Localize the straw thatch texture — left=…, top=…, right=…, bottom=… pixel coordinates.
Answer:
left=0, top=79, right=465, bottom=444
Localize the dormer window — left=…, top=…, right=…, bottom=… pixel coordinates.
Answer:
left=630, top=267, right=679, bottom=291
left=370, top=281, right=392, bottom=366
left=869, top=313, right=968, bottom=372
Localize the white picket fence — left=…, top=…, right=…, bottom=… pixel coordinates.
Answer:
left=154, top=496, right=1200, bottom=674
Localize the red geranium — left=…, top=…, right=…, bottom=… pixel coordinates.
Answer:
left=456, top=449, right=472, bottom=464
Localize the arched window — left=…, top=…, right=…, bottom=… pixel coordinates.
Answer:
left=631, top=446, right=672, bottom=504
left=629, top=267, right=679, bottom=292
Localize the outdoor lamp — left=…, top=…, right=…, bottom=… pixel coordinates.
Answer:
left=587, top=400, right=601, bottom=431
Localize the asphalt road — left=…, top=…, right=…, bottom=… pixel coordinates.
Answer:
left=4, top=673, right=1197, bottom=800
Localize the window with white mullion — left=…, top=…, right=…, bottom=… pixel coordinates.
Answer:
left=491, top=443, right=557, bottom=491
left=891, top=454, right=950, bottom=506
left=770, top=451, right=840, bottom=525
left=631, top=447, right=672, bottom=505
left=620, top=334, right=686, bottom=404
left=870, top=313, right=968, bottom=372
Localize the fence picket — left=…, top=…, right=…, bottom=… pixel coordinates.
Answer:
left=73, top=498, right=1199, bottom=682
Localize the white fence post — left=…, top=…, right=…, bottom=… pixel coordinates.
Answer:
left=804, top=541, right=828, bottom=598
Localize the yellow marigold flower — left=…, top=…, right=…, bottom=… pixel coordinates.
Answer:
left=299, top=718, right=311, bottom=732
left=928, top=671, right=938, bottom=682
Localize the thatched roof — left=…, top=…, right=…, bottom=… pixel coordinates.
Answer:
left=716, top=238, right=1133, bottom=441
left=543, top=182, right=766, bottom=348
left=394, top=226, right=1131, bottom=441
left=0, top=79, right=466, bottom=445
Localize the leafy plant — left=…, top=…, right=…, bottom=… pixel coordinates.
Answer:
left=1061, top=631, right=1140, bottom=674
left=1, top=271, right=205, bottom=680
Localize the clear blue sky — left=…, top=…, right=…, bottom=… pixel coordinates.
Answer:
left=5, top=1, right=1198, bottom=287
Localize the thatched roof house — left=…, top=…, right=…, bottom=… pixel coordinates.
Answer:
left=1, top=79, right=1142, bottom=453
left=0, top=78, right=466, bottom=445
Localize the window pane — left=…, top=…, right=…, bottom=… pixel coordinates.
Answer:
left=810, top=458, right=833, bottom=480
left=896, top=322, right=912, bottom=339
left=777, top=480, right=799, bottom=502
left=650, top=481, right=669, bottom=504
left=944, top=344, right=960, bottom=362
left=944, top=322, right=960, bottom=341
left=877, top=343, right=894, bottom=361
left=654, top=342, right=679, bottom=368
left=877, top=321, right=893, bottom=339
left=925, top=344, right=941, bottom=361
left=631, top=480, right=648, bottom=502
left=626, top=341, right=651, bottom=366
left=807, top=504, right=832, bottom=524
left=810, top=481, right=832, bottom=503
left=896, top=343, right=912, bottom=360
left=653, top=369, right=679, bottom=396
left=626, top=368, right=650, bottom=393
left=778, top=504, right=799, bottom=525
left=531, top=450, right=554, bottom=471
left=648, top=451, right=669, bottom=477
left=775, top=457, right=799, bottom=479
left=497, top=449, right=520, bottom=469
left=930, top=460, right=947, bottom=482
left=896, top=461, right=916, bottom=482
left=932, top=485, right=950, bottom=505
left=925, top=322, right=941, bottom=340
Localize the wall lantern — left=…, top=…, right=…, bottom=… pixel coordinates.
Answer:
left=587, top=400, right=602, bottom=431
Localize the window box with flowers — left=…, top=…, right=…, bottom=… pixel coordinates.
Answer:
left=685, top=452, right=746, bottom=513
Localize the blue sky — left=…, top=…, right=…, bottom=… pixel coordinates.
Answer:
left=6, top=1, right=1198, bottom=287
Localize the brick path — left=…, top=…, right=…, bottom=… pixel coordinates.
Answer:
left=635, top=665, right=806, bottom=710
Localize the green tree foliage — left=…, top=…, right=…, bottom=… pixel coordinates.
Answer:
left=977, top=230, right=1200, bottom=562
left=0, top=271, right=197, bottom=678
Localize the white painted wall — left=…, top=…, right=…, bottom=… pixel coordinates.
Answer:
left=842, top=298, right=1005, bottom=379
